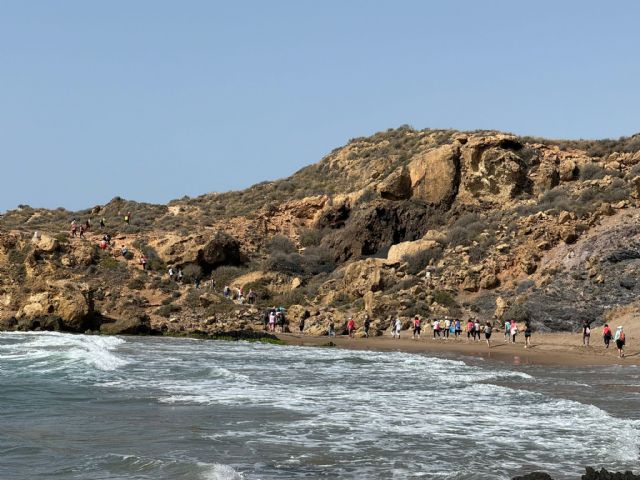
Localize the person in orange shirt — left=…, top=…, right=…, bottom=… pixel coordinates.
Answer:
left=602, top=324, right=612, bottom=349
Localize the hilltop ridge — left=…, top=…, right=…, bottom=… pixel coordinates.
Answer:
left=2, top=126, right=640, bottom=336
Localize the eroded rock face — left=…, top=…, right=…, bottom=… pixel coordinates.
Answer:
left=378, top=167, right=412, bottom=200
left=322, top=200, right=433, bottom=261
left=457, top=135, right=529, bottom=204
left=154, top=231, right=242, bottom=270
left=407, top=144, right=460, bottom=205
left=16, top=282, right=94, bottom=331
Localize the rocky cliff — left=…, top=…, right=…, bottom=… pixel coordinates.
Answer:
left=1, top=127, right=640, bottom=335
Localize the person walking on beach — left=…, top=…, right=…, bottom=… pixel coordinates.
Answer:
left=603, top=324, right=613, bottom=349
left=524, top=320, right=532, bottom=348
left=474, top=319, right=482, bottom=341
left=328, top=320, right=335, bottom=337
left=614, top=326, right=625, bottom=358
left=268, top=310, right=276, bottom=332
left=444, top=317, right=451, bottom=339
left=504, top=319, right=511, bottom=343
left=363, top=314, right=371, bottom=338
left=582, top=320, right=591, bottom=347
left=455, top=319, right=462, bottom=339
left=347, top=316, right=356, bottom=338
left=412, top=315, right=421, bottom=340
left=392, top=317, right=402, bottom=339
left=485, top=322, right=493, bottom=348
left=510, top=321, right=519, bottom=344
left=433, top=319, right=441, bottom=339
left=466, top=319, right=474, bottom=341
left=276, top=311, right=285, bottom=333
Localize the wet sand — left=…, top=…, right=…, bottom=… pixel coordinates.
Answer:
left=277, top=331, right=640, bottom=366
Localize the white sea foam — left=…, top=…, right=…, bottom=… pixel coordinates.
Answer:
left=5, top=333, right=637, bottom=479
left=0, top=331, right=128, bottom=372
left=202, top=463, right=244, bottom=480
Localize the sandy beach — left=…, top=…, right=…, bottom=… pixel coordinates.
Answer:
left=277, top=329, right=640, bottom=366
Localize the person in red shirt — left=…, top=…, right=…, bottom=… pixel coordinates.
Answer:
left=347, top=317, right=356, bottom=338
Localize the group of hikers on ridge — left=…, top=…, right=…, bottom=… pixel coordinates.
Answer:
left=70, top=212, right=131, bottom=238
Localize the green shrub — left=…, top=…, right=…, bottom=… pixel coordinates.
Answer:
left=128, top=277, right=146, bottom=290
left=262, top=252, right=305, bottom=275
left=131, top=241, right=165, bottom=272
left=446, top=213, right=486, bottom=246
left=156, top=304, right=181, bottom=318
left=267, top=235, right=296, bottom=254
left=99, top=256, right=121, bottom=270
left=210, top=265, right=246, bottom=288
left=242, top=279, right=272, bottom=302
left=403, top=300, right=429, bottom=318
left=299, top=228, right=324, bottom=247
left=182, top=264, right=203, bottom=282
left=579, top=163, right=607, bottom=180
left=433, top=290, right=456, bottom=307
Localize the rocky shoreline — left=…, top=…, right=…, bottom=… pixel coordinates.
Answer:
left=513, top=467, right=640, bottom=479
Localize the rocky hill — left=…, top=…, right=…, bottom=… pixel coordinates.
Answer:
left=2, top=126, right=640, bottom=336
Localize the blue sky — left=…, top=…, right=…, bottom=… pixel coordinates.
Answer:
left=1, top=1, right=639, bottom=212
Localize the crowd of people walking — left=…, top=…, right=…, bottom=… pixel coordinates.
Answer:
left=299, top=314, right=628, bottom=356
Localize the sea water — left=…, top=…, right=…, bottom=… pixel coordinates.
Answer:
left=0, top=332, right=638, bottom=479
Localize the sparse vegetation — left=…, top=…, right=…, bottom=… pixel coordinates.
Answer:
left=403, top=247, right=443, bottom=275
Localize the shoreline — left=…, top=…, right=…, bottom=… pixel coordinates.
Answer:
left=2, top=327, right=637, bottom=367
left=275, top=331, right=640, bottom=366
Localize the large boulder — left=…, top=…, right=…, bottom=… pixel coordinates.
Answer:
left=31, top=233, right=59, bottom=253
left=341, top=258, right=396, bottom=297
left=386, top=238, right=440, bottom=264
left=198, top=232, right=241, bottom=270
left=407, top=144, right=460, bottom=205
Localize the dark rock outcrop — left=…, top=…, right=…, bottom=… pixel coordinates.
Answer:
left=322, top=200, right=436, bottom=261
left=99, top=314, right=152, bottom=335
left=511, top=467, right=640, bottom=480
left=582, top=467, right=640, bottom=480
left=512, top=473, right=554, bottom=480
left=198, top=232, right=242, bottom=271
